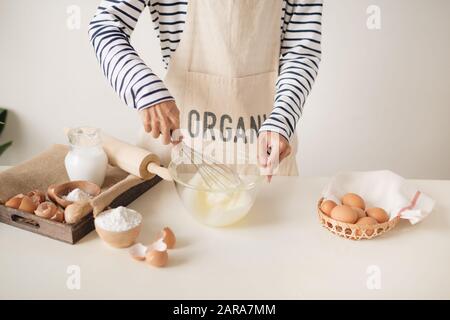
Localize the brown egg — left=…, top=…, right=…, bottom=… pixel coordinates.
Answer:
left=27, top=190, right=46, bottom=204
left=352, top=207, right=366, bottom=219
left=330, top=205, right=358, bottom=224
left=146, top=249, right=169, bottom=267
left=366, top=207, right=389, bottom=223
left=320, top=200, right=337, bottom=216
left=64, top=201, right=93, bottom=224
left=159, top=227, right=176, bottom=249
left=341, top=193, right=365, bottom=210
left=35, top=202, right=58, bottom=219
left=18, top=195, right=38, bottom=213
left=356, top=217, right=378, bottom=236
left=5, top=194, right=25, bottom=209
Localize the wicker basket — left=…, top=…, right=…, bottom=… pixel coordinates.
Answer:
left=317, top=198, right=400, bottom=240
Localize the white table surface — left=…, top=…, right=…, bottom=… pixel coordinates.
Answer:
left=1, top=165, right=449, bottom=300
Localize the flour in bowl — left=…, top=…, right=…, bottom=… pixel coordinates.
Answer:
left=63, top=188, right=92, bottom=202
left=95, top=206, right=142, bottom=232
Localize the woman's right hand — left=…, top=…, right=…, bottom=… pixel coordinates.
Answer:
left=139, top=100, right=180, bottom=145
left=257, top=131, right=292, bottom=182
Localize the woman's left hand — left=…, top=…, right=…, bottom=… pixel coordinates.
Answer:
left=257, top=131, right=291, bottom=182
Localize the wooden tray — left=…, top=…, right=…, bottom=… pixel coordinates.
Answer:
left=0, top=176, right=162, bottom=244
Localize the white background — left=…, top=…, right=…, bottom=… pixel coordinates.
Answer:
left=0, top=0, right=449, bottom=179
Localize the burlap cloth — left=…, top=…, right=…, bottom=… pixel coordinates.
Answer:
left=0, top=144, right=144, bottom=215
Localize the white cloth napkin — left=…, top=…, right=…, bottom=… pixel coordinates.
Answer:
left=322, top=170, right=435, bottom=224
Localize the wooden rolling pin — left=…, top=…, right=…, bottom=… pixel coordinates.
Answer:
left=64, top=128, right=172, bottom=181
left=101, top=133, right=172, bottom=181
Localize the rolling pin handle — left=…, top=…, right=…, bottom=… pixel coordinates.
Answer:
left=147, top=162, right=173, bottom=181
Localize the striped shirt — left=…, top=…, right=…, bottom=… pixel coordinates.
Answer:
left=88, top=0, right=322, bottom=141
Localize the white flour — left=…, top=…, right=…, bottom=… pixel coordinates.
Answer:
left=64, top=188, right=92, bottom=202
left=95, top=206, right=142, bottom=232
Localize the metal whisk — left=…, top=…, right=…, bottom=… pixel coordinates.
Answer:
left=179, top=142, right=242, bottom=190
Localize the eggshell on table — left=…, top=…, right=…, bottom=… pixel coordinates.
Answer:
left=341, top=193, right=365, bottom=210
left=146, top=239, right=169, bottom=267
left=159, top=227, right=176, bottom=249
left=129, top=243, right=148, bottom=261
left=366, top=207, right=390, bottom=223
left=356, top=216, right=378, bottom=236
left=146, top=249, right=169, bottom=267
left=330, top=205, right=358, bottom=224
left=320, top=200, right=337, bottom=216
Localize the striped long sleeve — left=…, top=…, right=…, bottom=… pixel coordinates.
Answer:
left=88, top=0, right=174, bottom=110
left=89, top=0, right=322, bottom=140
left=260, top=0, right=323, bottom=141
left=149, top=1, right=188, bottom=68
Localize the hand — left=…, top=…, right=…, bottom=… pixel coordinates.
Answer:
left=139, top=100, right=180, bottom=145
left=258, top=131, right=291, bottom=182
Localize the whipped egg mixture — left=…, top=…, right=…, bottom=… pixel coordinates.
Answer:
left=180, top=173, right=254, bottom=227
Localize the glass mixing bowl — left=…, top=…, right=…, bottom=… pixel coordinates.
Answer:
left=168, top=158, right=263, bottom=227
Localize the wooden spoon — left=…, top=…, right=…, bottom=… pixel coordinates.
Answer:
left=48, top=181, right=100, bottom=208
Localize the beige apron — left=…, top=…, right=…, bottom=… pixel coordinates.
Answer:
left=137, top=0, right=298, bottom=175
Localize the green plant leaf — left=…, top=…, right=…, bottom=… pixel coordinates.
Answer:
left=0, top=141, right=12, bottom=157
left=0, top=108, right=7, bottom=136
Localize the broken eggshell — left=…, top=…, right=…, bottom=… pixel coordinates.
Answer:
left=5, top=194, right=39, bottom=213
left=129, top=239, right=169, bottom=267
left=18, top=195, right=38, bottom=213
left=35, top=202, right=65, bottom=222
left=146, top=239, right=169, bottom=268
left=51, top=209, right=65, bottom=222
left=35, top=202, right=59, bottom=219
left=158, top=227, right=176, bottom=249
left=27, top=190, right=46, bottom=204
left=129, top=243, right=148, bottom=261
left=5, top=194, right=25, bottom=209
